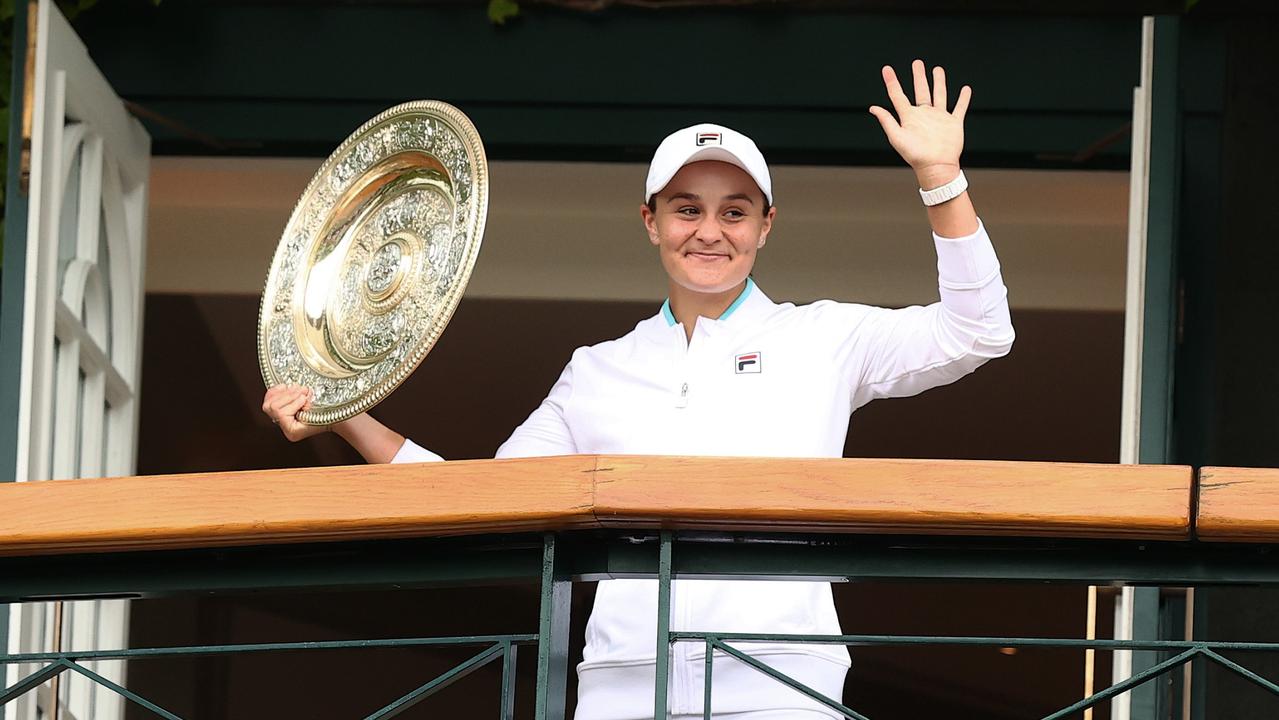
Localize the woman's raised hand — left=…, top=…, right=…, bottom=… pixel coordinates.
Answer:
left=869, top=59, right=970, bottom=189
left=262, top=383, right=329, bottom=442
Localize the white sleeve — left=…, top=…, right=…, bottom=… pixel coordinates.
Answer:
left=390, top=357, right=578, bottom=464
left=390, top=438, right=444, bottom=464
left=495, top=359, right=578, bottom=459
left=839, top=218, right=1015, bottom=410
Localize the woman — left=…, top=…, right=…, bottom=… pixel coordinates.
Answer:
left=264, top=60, right=1014, bottom=719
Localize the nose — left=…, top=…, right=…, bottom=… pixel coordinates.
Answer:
left=694, top=213, right=722, bottom=243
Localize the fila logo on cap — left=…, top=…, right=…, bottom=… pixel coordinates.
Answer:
left=735, top=352, right=761, bottom=374
left=695, top=132, right=722, bottom=146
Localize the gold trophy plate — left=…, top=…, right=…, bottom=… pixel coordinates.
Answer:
left=257, top=101, right=488, bottom=424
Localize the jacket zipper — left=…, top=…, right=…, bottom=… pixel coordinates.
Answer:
left=673, top=325, right=697, bottom=712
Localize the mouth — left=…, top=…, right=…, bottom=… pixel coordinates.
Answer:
left=685, top=251, right=729, bottom=262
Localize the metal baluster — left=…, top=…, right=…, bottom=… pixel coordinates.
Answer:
left=654, top=531, right=673, bottom=720
left=535, top=534, right=572, bottom=720
left=703, top=637, right=714, bottom=720
left=500, top=640, right=518, bottom=720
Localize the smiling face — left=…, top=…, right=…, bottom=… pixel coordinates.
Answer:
left=641, top=160, right=775, bottom=298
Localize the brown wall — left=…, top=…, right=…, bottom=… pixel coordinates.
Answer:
left=138, top=294, right=1122, bottom=475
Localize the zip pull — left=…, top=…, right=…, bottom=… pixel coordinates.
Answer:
left=675, top=382, right=688, bottom=409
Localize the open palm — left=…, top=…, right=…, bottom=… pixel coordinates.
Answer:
left=869, top=60, right=970, bottom=184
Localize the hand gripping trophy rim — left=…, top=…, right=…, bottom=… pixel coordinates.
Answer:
left=256, top=101, right=489, bottom=425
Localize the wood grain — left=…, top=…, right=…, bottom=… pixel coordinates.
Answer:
left=0, top=455, right=597, bottom=555
left=0, top=455, right=1198, bottom=557
left=592, top=456, right=1193, bottom=540
left=1196, top=466, right=1279, bottom=542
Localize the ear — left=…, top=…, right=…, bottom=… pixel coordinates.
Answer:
left=757, top=206, right=776, bottom=249
left=640, top=202, right=661, bottom=247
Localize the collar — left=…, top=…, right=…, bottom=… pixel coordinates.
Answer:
left=654, top=278, right=774, bottom=334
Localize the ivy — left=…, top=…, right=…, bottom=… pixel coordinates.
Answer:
left=487, top=0, right=520, bottom=25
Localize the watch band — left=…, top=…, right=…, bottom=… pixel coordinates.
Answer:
left=919, top=170, right=968, bottom=207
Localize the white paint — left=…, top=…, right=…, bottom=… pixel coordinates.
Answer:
left=5, top=2, right=150, bottom=718
left=1112, top=16, right=1157, bottom=720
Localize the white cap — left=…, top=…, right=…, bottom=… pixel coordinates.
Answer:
left=644, top=123, right=773, bottom=206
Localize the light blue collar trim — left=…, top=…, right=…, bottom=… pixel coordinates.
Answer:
left=661, top=277, right=755, bottom=327
left=719, top=277, right=755, bottom=321
left=661, top=299, right=677, bottom=326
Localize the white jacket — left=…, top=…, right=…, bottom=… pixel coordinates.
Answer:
left=394, top=220, right=1014, bottom=718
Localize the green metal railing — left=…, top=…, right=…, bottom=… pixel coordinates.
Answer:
left=668, top=633, right=1279, bottom=720
left=5, top=529, right=1279, bottom=718
left=647, top=531, right=1279, bottom=720
left=1, top=636, right=535, bottom=719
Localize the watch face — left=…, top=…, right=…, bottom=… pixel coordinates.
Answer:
left=257, top=101, right=489, bottom=424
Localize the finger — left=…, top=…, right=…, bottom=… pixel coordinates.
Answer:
left=273, top=385, right=306, bottom=405
left=263, top=385, right=293, bottom=413
left=932, top=65, right=947, bottom=110
left=881, top=65, right=911, bottom=118
left=954, top=85, right=973, bottom=121
left=263, top=384, right=288, bottom=405
left=267, top=386, right=307, bottom=418
left=911, top=59, right=931, bottom=107
left=868, top=106, right=901, bottom=141
left=277, top=390, right=309, bottom=423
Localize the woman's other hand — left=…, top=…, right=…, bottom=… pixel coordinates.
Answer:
left=262, top=383, right=329, bottom=442
left=869, top=59, right=970, bottom=190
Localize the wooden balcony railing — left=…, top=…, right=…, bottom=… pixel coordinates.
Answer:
left=0, top=455, right=1200, bottom=556
left=4, top=457, right=1279, bottom=720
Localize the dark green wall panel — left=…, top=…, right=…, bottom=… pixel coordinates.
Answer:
left=73, top=5, right=1142, bottom=165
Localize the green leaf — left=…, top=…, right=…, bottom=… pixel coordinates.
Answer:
left=487, top=0, right=519, bottom=25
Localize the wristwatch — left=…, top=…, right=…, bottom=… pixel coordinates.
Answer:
left=919, top=170, right=968, bottom=207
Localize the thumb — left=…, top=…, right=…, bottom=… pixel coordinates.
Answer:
left=868, top=106, right=902, bottom=143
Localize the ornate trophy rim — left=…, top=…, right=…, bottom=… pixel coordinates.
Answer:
left=256, top=100, right=489, bottom=425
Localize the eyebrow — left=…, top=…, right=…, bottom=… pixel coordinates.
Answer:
left=665, top=192, right=755, bottom=205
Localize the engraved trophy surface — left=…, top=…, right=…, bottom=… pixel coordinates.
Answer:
left=257, top=101, right=489, bottom=424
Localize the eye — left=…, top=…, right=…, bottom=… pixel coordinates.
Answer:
left=723, top=208, right=747, bottom=220
left=676, top=206, right=700, bottom=217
